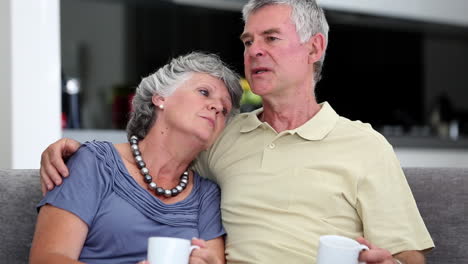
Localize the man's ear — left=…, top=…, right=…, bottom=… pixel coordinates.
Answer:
left=152, top=95, right=165, bottom=107
left=307, top=33, right=326, bottom=64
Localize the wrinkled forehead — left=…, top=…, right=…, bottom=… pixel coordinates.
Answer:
left=244, top=3, right=293, bottom=21
left=244, top=4, right=293, bottom=28
left=242, top=4, right=295, bottom=37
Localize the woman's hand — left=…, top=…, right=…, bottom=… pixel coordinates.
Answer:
left=357, top=237, right=394, bottom=263
left=40, top=138, right=81, bottom=195
left=357, top=237, right=425, bottom=264
left=189, top=237, right=225, bottom=264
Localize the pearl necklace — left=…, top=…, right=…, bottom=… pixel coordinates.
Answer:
left=129, top=135, right=189, bottom=197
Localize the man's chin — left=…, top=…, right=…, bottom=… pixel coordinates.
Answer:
left=250, top=86, right=271, bottom=96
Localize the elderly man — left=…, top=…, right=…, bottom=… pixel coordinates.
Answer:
left=40, top=1, right=433, bottom=263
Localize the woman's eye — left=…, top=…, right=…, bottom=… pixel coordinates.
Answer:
left=222, top=108, right=228, bottom=116
left=199, top=89, right=209, bottom=96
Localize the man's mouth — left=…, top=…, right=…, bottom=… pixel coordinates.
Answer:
left=252, top=68, right=270, bottom=75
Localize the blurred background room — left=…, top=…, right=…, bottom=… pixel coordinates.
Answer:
left=2, top=0, right=468, bottom=168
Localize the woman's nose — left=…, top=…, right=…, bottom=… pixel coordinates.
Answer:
left=209, top=101, right=223, bottom=114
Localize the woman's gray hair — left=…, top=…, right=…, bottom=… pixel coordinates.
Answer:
left=242, top=0, right=329, bottom=83
left=126, top=52, right=243, bottom=140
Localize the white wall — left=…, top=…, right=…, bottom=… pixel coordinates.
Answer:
left=185, top=0, right=468, bottom=27
left=317, top=0, right=468, bottom=27
left=0, top=1, right=13, bottom=167
left=0, top=0, right=61, bottom=169
left=176, top=0, right=468, bottom=26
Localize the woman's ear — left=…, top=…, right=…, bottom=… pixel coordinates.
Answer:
left=152, top=95, right=165, bottom=108
left=307, top=33, right=326, bottom=64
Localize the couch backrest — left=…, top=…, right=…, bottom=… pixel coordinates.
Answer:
left=404, top=167, right=468, bottom=264
left=0, top=169, right=41, bottom=263
left=1, top=168, right=467, bottom=263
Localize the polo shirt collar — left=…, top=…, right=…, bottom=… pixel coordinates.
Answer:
left=240, top=102, right=339, bottom=141
left=239, top=107, right=264, bottom=133
left=295, top=102, right=339, bottom=141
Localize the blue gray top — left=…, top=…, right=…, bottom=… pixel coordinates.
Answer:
left=37, top=141, right=225, bottom=264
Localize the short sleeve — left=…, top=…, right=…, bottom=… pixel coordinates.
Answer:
left=197, top=178, right=225, bottom=241
left=193, top=151, right=215, bottom=181
left=37, top=145, right=109, bottom=227
left=357, top=142, right=434, bottom=253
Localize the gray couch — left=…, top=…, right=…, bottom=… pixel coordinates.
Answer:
left=1, top=168, right=467, bottom=263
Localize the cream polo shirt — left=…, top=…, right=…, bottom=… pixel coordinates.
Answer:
left=195, top=102, right=434, bottom=264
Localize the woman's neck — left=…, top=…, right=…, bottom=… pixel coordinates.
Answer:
left=138, top=129, right=202, bottom=182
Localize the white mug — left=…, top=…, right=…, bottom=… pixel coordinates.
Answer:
left=147, top=237, right=199, bottom=264
left=316, top=235, right=369, bottom=264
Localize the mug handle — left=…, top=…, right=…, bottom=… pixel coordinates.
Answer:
left=189, top=245, right=200, bottom=253
left=358, top=244, right=370, bottom=264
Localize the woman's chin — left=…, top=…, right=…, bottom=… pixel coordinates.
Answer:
left=201, top=136, right=217, bottom=150
left=190, top=132, right=214, bottom=150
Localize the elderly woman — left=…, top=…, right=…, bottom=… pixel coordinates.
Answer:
left=29, top=52, right=242, bottom=264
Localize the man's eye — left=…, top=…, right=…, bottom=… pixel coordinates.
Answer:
left=222, top=108, right=229, bottom=116
left=199, top=89, right=209, bottom=96
left=243, top=40, right=252, bottom=47
left=267, top=36, right=279, bottom=42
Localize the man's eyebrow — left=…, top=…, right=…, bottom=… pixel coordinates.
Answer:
left=240, top=28, right=281, bottom=41
left=262, top=28, right=281, bottom=35
left=240, top=32, right=251, bottom=41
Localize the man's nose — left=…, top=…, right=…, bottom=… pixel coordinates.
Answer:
left=247, top=41, right=265, bottom=58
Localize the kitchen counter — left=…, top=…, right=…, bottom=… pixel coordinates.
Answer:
left=64, top=129, right=468, bottom=149
left=386, top=136, right=468, bottom=149
left=63, top=129, right=468, bottom=168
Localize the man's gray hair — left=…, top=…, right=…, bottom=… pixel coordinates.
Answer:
left=242, top=0, right=329, bottom=83
left=126, top=52, right=243, bottom=140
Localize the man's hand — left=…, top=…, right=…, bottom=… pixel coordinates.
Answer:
left=40, top=138, right=81, bottom=195
left=357, top=237, right=426, bottom=264
left=357, top=237, right=394, bottom=263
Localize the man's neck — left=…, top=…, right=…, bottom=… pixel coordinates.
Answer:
left=260, top=95, right=321, bottom=132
